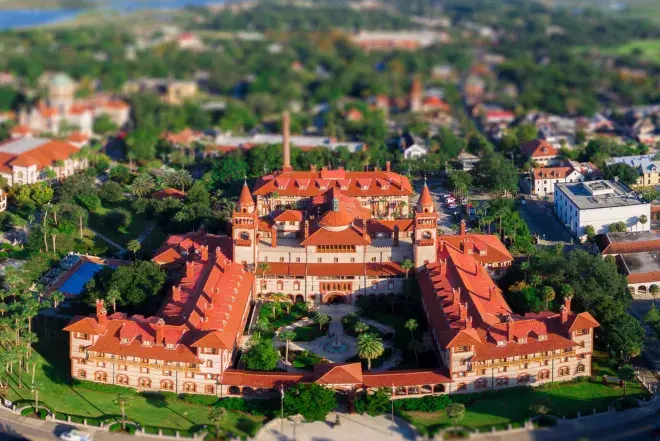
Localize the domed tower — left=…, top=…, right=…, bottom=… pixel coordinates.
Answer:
left=413, top=183, right=438, bottom=269
left=232, top=183, right=258, bottom=268
left=48, top=73, right=75, bottom=114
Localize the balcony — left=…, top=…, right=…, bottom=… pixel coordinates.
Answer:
left=88, top=355, right=201, bottom=373
left=471, top=350, right=576, bottom=370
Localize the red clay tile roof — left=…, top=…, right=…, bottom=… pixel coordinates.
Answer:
left=367, top=219, right=413, bottom=234
left=221, top=370, right=309, bottom=388
left=533, top=167, right=573, bottom=179
left=567, top=312, right=600, bottom=332
left=253, top=168, right=413, bottom=198
left=314, top=363, right=363, bottom=385
left=521, top=139, right=558, bottom=159
left=362, top=369, right=451, bottom=387
left=274, top=210, right=303, bottom=222
left=301, top=224, right=370, bottom=246
left=0, top=139, right=79, bottom=170
left=440, top=233, right=513, bottom=266
left=418, top=184, right=434, bottom=207
left=10, top=124, right=32, bottom=136
left=238, top=183, right=255, bottom=207
left=67, top=132, right=89, bottom=143
left=63, top=316, right=106, bottom=334
left=152, top=188, right=186, bottom=200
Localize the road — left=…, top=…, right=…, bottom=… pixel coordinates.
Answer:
left=0, top=413, right=128, bottom=441
left=518, top=196, right=574, bottom=244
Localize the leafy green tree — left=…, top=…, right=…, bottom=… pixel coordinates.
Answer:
left=98, top=181, right=124, bottom=203
left=401, top=259, right=414, bottom=279
left=472, top=151, right=518, bottom=196
left=125, top=128, right=158, bottom=163
left=243, top=338, right=279, bottom=371
left=354, top=387, right=391, bottom=416
left=602, top=163, right=639, bottom=187
left=283, top=383, right=337, bottom=422
left=603, top=312, right=644, bottom=361
left=93, top=114, right=119, bottom=137
left=186, top=181, right=210, bottom=206
left=85, top=261, right=165, bottom=307
left=109, top=165, right=132, bottom=184
left=617, top=365, right=635, bottom=396
left=583, top=225, right=596, bottom=243
left=354, top=321, right=369, bottom=335
left=515, top=123, right=539, bottom=144
left=127, top=240, right=141, bottom=258
left=208, top=406, right=228, bottom=437
left=106, top=208, right=131, bottom=232
left=609, top=222, right=627, bottom=233
left=541, top=286, right=556, bottom=310
left=645, top=305, right=660, bottom=337
left=356, top=332, right=384, bottom=371
left=445, top=403, right=466, bottom=429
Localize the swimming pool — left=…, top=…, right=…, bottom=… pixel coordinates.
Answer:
left=59, top=262, right=105, bottom=296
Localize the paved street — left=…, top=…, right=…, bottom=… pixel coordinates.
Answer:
left=518, top=196, right=573, bottom=244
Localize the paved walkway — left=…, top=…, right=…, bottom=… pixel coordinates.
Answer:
left=256, top=413, right=417, bottom=441
left=0, top=410, right=129, bottom=441
left=135, top=222, right=156, bottom=245
left=88, top=227, right=126, bottom=253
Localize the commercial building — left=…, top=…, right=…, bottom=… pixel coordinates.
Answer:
left=554, top=180, right=650, bottom=241
left=0, top=137, right=88, bottom=186
left=530, top=161, right=601, bottom=198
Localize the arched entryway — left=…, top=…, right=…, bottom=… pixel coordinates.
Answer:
left=324, top=292, right=346, bottom=304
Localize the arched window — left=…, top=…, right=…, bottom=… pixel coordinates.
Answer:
left=116, top=375, right=129, bottom=385
left=456, top=383, right=467, bottom=391
left=558, top=367, right=570, bottom=377
left=94, top=371, right=107, bottom=382
left=496, top=377, right=509, bottom=386
left=538, top=370, right=550, bottom=380
left=517, top=374, right=530, bottom=384
left=277, top=280, right=284, bottom=290
left=160, top=380, right=174, bottom=390
left=422, top=231, right=432, bottom=239
left=138, top=377, right=151, bottom=388
left=206, top=360, right=213, bottom=368
left=240, top=232, right=249, bottom=240
left=293, top=281, right=300, bottom=291
left=204, top=385, right=214, bottom=394
left=183, top=382, right=196, bottom=393
left=78, top=370, right=87, bottom=379
left=228, top=386, right=240, bottom=395
left=576, top=364, right=586, bottom=373
left=474, top=378, right=488, bottom=389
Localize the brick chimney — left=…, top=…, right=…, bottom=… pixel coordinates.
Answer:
left=393, top=225, right=400, bottom=247
left=386, top=160, right=391, bottom=172
left=304, top=220, right=310, bottom=239
left=465, top=315, right=473, bottom=330
left=156, top=320, right=164, bottom=345
left=310, top=165, right=317, bottom=173
left=200, top=245, right=208, bottom=261
left=96, top=299, right=107, bottom=325
left=507, top=316, right=514, bottom=342
left=452, top=287, right=460, bottom=307
left=561, top=296, right=572, bottom=324
left=172, top=285, right=181, bottom=302
left=282, top=111, right=291, bottom=171
left=459, top=302, right=467, bottom=322
left=460, top=219, right=466, bottom=236
left=487, top=286, right=493, bottom=300
left=186, top=261, right=194, bottom=279
left=271, top=226, right=277, bottom=248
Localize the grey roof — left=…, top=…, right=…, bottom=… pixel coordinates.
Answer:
left=555, top=180, right=647, bottom=210
left=605, top=231, right=660, bottom=244
left=619, top=251, right=660, bottom=275
left=606, top=155, right=660, bottom=173
left=0, top=138, right=50, bottom=155
left=214, top=133, right=366, bottom=153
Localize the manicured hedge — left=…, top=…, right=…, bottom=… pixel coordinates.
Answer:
left=177, top=393, right=218, bottom=406
left=394, top=395, right=452, bottom=412
left=72, top=379, right=138, bottom=395
left=214, top=397, right=279, bottom=416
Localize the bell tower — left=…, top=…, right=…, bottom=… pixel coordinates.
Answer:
left=232, top=182, right=258, bottom=267
left=413, top=183, right=438, bottom=269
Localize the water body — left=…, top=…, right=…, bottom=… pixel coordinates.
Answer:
left=0, top=0, right=224, bottom=30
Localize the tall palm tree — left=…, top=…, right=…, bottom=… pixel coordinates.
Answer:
left=31, top=382, right=42, bottom=416
left=356, top=333, right=384, bottom=371
left=127, top=240, right=141, bottom=259
left=106, top=289, right=121, bottom=313
left=173, top=169, right=193, bottom=192
left=404, top=319, right=418, bottom=339
left=161, top=169, right=178, bottom=189
left=401, top=259, right=414, bottom=279
left=279, top=330, right=296, bottom=365
left=258, top=262, right=270, bottom=298
left=408, top=339, right=423, bottom=365
left=50, top=291, right=64, bottom=309
left=114, top=393, right=134, bottom=430
left=129, top=173, right=155, bottom=198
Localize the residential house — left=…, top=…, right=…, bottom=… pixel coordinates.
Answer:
left=521, top=139, right=561, bottom=166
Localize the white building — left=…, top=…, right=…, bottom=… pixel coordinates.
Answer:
left=403, top=143, right=428, bottom=160
left=531, top=162, right=601, bottom=198
left=554, top=180, right=650, bottom=241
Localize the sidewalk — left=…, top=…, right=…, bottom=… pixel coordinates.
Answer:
left=88, top=227, right=126, bottom=253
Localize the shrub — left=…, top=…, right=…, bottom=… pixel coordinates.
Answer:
left=178, top=393, right=218, bottom=406
left=109, top=422, right=137, bottom=434
left=98, top=181, right=125, bottom=203
left=614, top=397, right=639, bottom=411
left=283, top=383, right=337, bottom=422
left=109, top=165, right=132, bottom=184
left=354, top=388, right=391, bottom=416
left=394, top=395, right=452, bottom=413
left=75, top=193, right=102, bottom=212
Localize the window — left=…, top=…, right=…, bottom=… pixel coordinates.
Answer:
left=206, top=360, right=213, bottom=368
left=96, top=361, right=105, bottom=368
left=388, top=281, right=394, bottom=290
left=350, top=257, right=356, bottom=263
left=166, top=343, right=175, bottom=349
left=161, top=380, right=174, bottom=390
left=78, top=346, right=86, bottom=353
left=204, top=385, right=215, bottom=394
left=371, top=257, right=377, bottom=262
left=119, top=364, right=127, bottom=371
left=183, top=382, right=196, bottom=393
left=185, top=372, right=195, bottom=379
left=138, top=377, right=151, bottom=388
left=455, top=346, right=469, bottom=353
left=576, top=364, right=586, bottom=373
left=295, top=257, right=301, bottom=263
left=94, top=372, right=107, bottom=382
left=496, top=377, right=509, bottom=386
left=558, top=367, right=570, bottom=377
left=163, top=370, right=172, bottom=376
left=279, top=257, right=285, bottom=262
left=117, top=375, right=129, bottom=385
left=575, top=329, right=589, bottom=336
left=140, top=367, right=149, bottom=374
left=475, top=378, right=488, bottom=389
left=77, top=333, right=89, bottom=340
left=317, top=258, right=322, bottom=263
left=78, top=370, right=87, bottom=379
left=334, top=258, right=339, bottom=263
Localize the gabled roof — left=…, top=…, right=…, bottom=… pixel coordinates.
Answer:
left=191, top=331, right=234, bottom=350
left=301, top=224, right=370, bottom=246
left=567, top=312, right=600, bottom=332
left=274, top=210, right=303, bottom=223
left=521, top=139, right=559, bottom=159
left=314, top=363, right=363, bottom=385
left=152, top=188, right=186, bottom=200
left=63, top=316, right=106, bottom=335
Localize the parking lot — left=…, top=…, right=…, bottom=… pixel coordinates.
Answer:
left=518, top=195, right=573, bottom=244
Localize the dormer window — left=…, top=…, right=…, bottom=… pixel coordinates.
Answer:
left=497, top=340, right=506, bottom=347
left=142, top=340, right=152, bottom=347
left=518, top=337, right=527, bottom=344
left=538, top=334, right=547, bottom=341
left=166, top=343, right=175, bottom=349
left=121, top=338, right=130, bottom=344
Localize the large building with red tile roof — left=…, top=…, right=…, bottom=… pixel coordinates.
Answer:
left=0, top=137, right=89, bottom=186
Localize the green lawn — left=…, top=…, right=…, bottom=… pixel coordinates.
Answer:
left=590, top=39, right=660, bottom=63
left=88, top=200, right=152, bottom=248
left=1, top=342, right=265, bottom=437
left=404, top=380, right=649, bottom=435
left=293, top=324, right=325, bottom=342
left=290, top=351, right=324, bottom=370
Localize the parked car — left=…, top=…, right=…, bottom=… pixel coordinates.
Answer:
left=446, top=197, right=456, bottom=203
left=447, top=203, right=458, bottom=209
left=60, top=430, right=93, bottom=441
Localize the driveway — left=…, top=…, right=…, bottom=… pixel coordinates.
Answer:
left=256, top=413, right=417, bottom=441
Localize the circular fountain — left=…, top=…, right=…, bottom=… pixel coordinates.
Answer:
left=323, top=335, right=348, bottom=354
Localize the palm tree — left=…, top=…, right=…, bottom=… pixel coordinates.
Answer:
left=174, top=169, right=193, bottom=192
left=316, top=313, right=330, bottom=331
left=127, top=240, right=141, bottom=259
left=650, top=284, right=659, bottom=304
left=129, top=173, right=155, bottom=198
left=354, top=321, right=369, bottom=335
left=31, top=382, right=42, bottom=416
left=114, top=393, right=134, bottom=430
left=258, top=262, right=270, bottom=298
left=356, top=333, right=384, bottom=371
left=208, top=406, right=228, bottom=437
left=271, top=293, right=287, bottom=316
left=106, top=289, right=121, bottom=313
left=161, top=169, right=178, bottom=188
left=279, top=330, right=296, bottom=365
left=541, top=286, right=556, bottom=310
left=405, top=318, right=418, bottom=339
left=401, top=259, right=414, bottom=279
left=408, top=339, right=423, bottom=365
left=51, top=291, right=64, bottom=309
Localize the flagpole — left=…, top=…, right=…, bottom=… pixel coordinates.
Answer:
left=280, top=385, right=285, bottom=433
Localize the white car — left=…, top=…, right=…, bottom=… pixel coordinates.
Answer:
left=446, top=197, right=456, bottom=203
left=60, top=430, right=93, bottom=441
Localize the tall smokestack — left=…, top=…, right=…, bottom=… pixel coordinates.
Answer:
left=283, top=111, right=291, bottom=171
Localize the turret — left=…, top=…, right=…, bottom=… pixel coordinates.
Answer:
left=413, top=183, right=438, bottom=269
